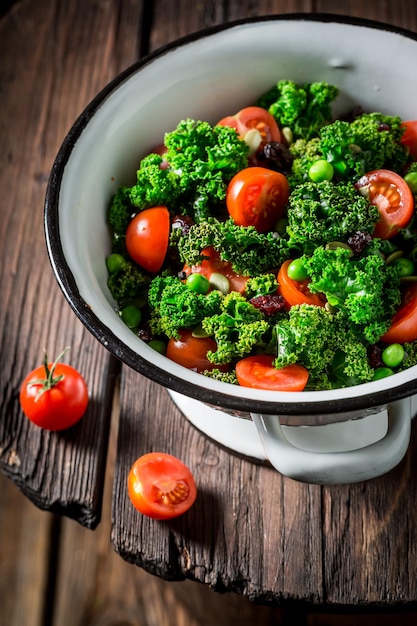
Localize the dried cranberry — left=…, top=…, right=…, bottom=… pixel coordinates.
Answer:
left=378, top=123, right=391, bottom=132
left=250, top=294, right=286, bottom=316
left=368, top=344, right=384, bottom=369
left=137, top=323, right=153, bottom=343
left=171, top=215, right=194, bottom=237
left=258, top=142, right=294, bottom=174
left=347, top=231, right=372, bottom=256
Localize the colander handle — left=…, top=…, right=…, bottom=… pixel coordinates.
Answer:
left=251, top=398, right=411, bottom=484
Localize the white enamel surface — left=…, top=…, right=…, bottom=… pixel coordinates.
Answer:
left=55, top=17, right=417, bottom=414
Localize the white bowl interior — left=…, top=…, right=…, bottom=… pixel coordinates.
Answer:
left=53, top=17, right=417, bottom=410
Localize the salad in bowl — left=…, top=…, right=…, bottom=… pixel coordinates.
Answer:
left=105, top=78, right=417, bottom=394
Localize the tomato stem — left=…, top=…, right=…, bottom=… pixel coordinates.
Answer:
left=29, top=346, right=71, bottom=401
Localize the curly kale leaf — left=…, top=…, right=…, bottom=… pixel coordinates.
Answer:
left=148, top=275, right=223, bottom=339
left=107, top=259, right=151, bottom=307
left=108, top=186, right=136, bottom=244
left=274, top=305, right=374, bottom=389
left=303, top=245, right=401, bottom=343
left=286, top=180, right=379, bottom=253
left=319, top=113, right=409, bottom=179
left=257, top=80, right=339, bottom=141
left=128, top=120, right=249, bottom=223
left=177, top=218, right=291, bottom=276
left=201, top=292, right=269, bottom=364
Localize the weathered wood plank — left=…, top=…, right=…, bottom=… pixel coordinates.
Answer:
left=0, top=0, right=130, bottom=528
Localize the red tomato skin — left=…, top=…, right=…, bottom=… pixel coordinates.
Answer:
left=183, top=246, right=248, bottom=294
left=277, top=260, right=325, bottom=308
left=355, top=169, right=414, bottom=239
left=166, top=329, right=229, bottom=373
left=126, top=206, right=170, bottom=273
left=20, top=364, right=88, bottom=431
left=127, top=452, right=197, bottom=520
left=381, top=288, right=417, bottom=344
left=401, top=120, right=417, bottom=160
left=236, top=355, right=309, bottom=391
left=217, top=106, right=281, bottom=145
left=226, top=167, right=290, bottom=233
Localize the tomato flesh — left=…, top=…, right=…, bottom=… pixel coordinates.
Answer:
left=128, top=452, right=197, bottom=520
left=226, top=166, right=289, bottom=233
left=126, top=206, right=170, bottom=273
left=236, top=355, right=309, bottom=391
left=355, top=169, right=414, bottom=239
left=277, top=260, right=325, bottom=308
left=20, top=363, right=89, bottom=431
left=166, top=329, right=228, bottom=372
left=217, top=106, right=281, bottom=149
left=183, top=246, right=248, bottom=294
left=381, top=286, right=417, bottom=344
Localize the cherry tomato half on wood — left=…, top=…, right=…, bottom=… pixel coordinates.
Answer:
left=125, top=206, right=170, bottom=273
left=19, top=348, right=88, bottom=431
left=277, top=260, right=325, bottom=308
left=166, top=329, right=228, bottom=373
left=381, top=284, right=417, bottom=344
left=128, top=452, right=197, bottom=520
left=236, top=355, right=309, bottom=391
left=226, top=166, right=290, bottom=233
left=355, top=169, right=414, bottom=240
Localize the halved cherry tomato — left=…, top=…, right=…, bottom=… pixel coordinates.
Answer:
left=19, top=348, right=88, bottom=431
left=182, top=246, right=248, bottom=294
left=128, top=452, right=197, bottom=520
left=277, top=260, right=325, bottom=308
left=226, top=166, right=289, bottom=233
left=381, top=284, right=417, bottom=344
left=401, top=120, right=417, bottom=160
left=166, top=329, right=228, bottom=372
left=236, top=355, right=309, bottom=391
left=126, top=206, right=170, bottom=273
left=355, top=169, right=414, bottom=239
left=217, top=106, right=282, bottom=152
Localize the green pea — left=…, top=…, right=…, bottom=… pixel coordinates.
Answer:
left=404, top=171, right=417, bottom=194
left=106, top=253, right=125, bottom=274
left=372, top=367, right=395, bottom=381
left=382, top=343, right=405, bottom=368
left=286, top=258, right=309, bottom=281
left=186, top=273, right=210, bottom=294
left=121, top=304, right=142, bottom=329
left=149, top=339, right=166, bottom=354
left=308, top=159, right=334, bottom=182
left=392, top=256, right=414, bottom=277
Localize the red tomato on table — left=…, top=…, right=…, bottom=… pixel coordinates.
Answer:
left=126, top=206, right=170, bottom=273
left=226, top=166, right=289, bottom=233
left=19, top=349, right=88, bottom=430
left=277, top=260, right=325, bottom=308
left=355, top=169, right=414, bottom=239
left=128, top=452, right=197, bottom=520
left=236, top=355, right=309, bottom=391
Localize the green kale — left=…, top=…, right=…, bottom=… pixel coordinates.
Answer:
left=129, top=120, right=249, bottom=222
left=257, top=80, right=339, bottom=141
left=108, top=186, right=136, bottom=245
left=286, top=180, right=379, bottom=253
left=107, top=258, right=151, bottom=307
left=147, top=275, right=223, bottom=338
left=287, top=137, right=322, bottom=188
left=201, top=292, right=269, bottom=364
left=201, top=369, right=238, bottom=384
left=177, top=218, right=291, bottom=276
left=303, top=245, right=401, bottom=343
left=244, top=274, right=279, bottom=298
left=274, top=305, right=374, bottom=389
left=319, top=113, right=408, bottom=179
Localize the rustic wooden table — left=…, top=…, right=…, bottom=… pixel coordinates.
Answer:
left=2, top=0, right=417, bottom=620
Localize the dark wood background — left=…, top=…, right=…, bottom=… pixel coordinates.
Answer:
left=3, top=1, right=417, bottom=625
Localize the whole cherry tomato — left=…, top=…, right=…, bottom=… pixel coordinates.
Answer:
left=19, top=348, right=88, bottom=431
left=126, top=206, right=170, bottom=273
left=128, top=452, right=197, bottom=520
left=226, top=166, right=289, bottom=233
left=401, top=120, right=417, bottom=160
